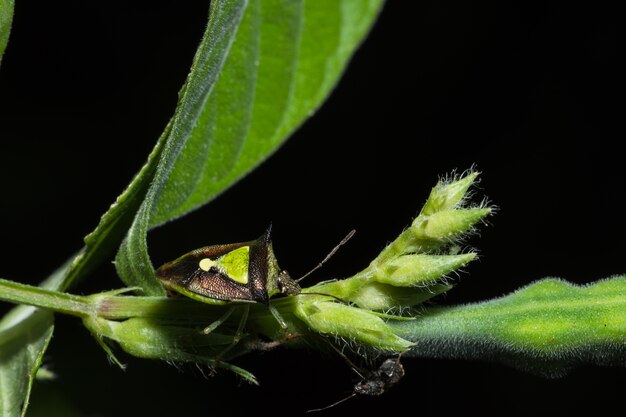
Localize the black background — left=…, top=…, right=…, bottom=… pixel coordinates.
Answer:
left=0, top=1, right=622, bottom=416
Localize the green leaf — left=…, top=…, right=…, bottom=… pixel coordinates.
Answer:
left=150, top=0, right=385, bottom=225
left=393, top=277, right=626, bottom=377
left=0, top=309, right=53, bottom=417
left=0, top=261, right=72, bottom=417
left=116, top=0, right=385, bottom=293
left=115, top=0, right=248, bottom=294
left=0, top=0, right=14, bottom=66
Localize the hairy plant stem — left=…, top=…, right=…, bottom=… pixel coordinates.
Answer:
left=0, top=279, right=93, bottom=317
left=5, top=274, right=625, bottom=379
left=0, top=279, right=302, bottom=332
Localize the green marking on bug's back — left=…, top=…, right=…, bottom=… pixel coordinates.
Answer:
left=219, top=246, right=250, bottom=284
left=198, top=246, right=250, bottom=284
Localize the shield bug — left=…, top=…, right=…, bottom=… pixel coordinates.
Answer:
left=155, top=226, right=357, bottom=370
left=156, top=227, right=355, bottom=330
left=156, top=226, right=300, bottom=305
left=156, top=226, right=300, bottom=329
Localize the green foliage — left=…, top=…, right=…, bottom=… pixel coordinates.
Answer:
left=0, top=309, right=53, bottom=417
left=395, top=277, right=626, bottom=377
left=0, top=0, right=14, bottom=65
left=309, top=172, right=489, bottom=310
left=0, top=1, right=384, bottom=415
left=115, top=0, right=385, bottom=294
left=1, top=171, right=625, bottom=405
left=0, top=0, right=624, bottom=415
left=0, top=262, right=70, bottom=417
left=291, top=173, right=489, bottom=347
left=149, top=0, right=385, bottom=226
left=0, top=173, right=489, bottom=365
left=114, top=0, right=248, bottom=295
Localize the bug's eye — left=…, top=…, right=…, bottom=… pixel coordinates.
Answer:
left=277, top=270, right=301, bottom=295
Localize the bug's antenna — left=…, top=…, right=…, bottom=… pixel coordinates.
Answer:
left=296, top=229, right=356, bottom=283
left=324, top=340, right=365, bottom=379
left=306, top=393, right=357, bottom=413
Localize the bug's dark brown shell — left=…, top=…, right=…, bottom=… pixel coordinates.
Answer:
left=156, top=234, right=272, bottom=303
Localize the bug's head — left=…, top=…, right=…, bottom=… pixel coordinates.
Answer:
left=277, top=270, right=301, bottom=296
left=258, top=225, right=298, bottom=297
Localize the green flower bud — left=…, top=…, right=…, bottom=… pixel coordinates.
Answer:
left=309, top=172, right=490, bottom=311
left=372, top=253, right=476, bottom=286
left=310, top=279, right=452, bottom=310
left=410, top=208, right=490, bottom=244
left=349, top=282, right=452, bottom=311
left=373, top=173, right=490, bottom=262
left=82, top=315, right=257, bottom=383
left=420, top=171, right=478, bottom=216
left=294, top=299, right=413, bottom=352
left=84, top=316, right=229, bottom=358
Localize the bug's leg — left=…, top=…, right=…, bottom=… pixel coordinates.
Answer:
left=202, top=306, right=235, bottom=334
left=231, top=304, right=249, bottom=348
left=215, top=304, right=250, bottom=360
left=268, top=303, right=288, bottom=329
left=245, top=332, right=303, bottom=351
left=208, top=305, right=250, bottom=375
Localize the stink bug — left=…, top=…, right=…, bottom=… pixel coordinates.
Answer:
left=156, top=226, right=354, bottom=333
left=156, top=226, right=300, bottom=306
left=156, top=226, right=300, bottom=330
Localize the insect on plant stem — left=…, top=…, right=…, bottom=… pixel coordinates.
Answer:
left=156, top=227, right=356, bottom=333
left=307, top=344, right=405, bottom=413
